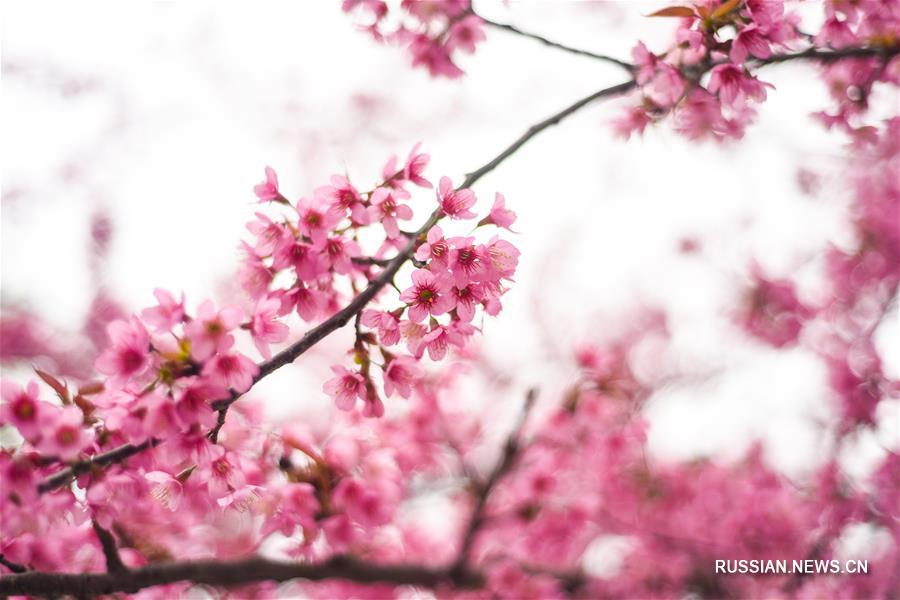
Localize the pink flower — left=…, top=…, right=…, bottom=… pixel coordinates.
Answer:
left=185, top=300, right=243, bottom=361
left=315, top=175, right=369, bottom=225
left=145, top=471, right=183, bottom=511
left=238, top=253, right=273, bottom=301
left=409, top=34, right=464, bottom=79
left=283, top=284, right=323, bottom=322
left=646, top=64, right=686, bottom=108
left=421, top=324, right=454, bottom=361
left=747, top=0, right=784, bottom=26
left=253, top=166, right=282, bottom=202
left=272, top=240, right=323, bottom=281
left=38, top=406, right=93, bottom=461
left=672, top=28, right=706, bottom=64
left=94, top=317, right=151, bottom=383
left=246, top=212, right=289, bottom=256
left=451, top=283, right=485, bottom=322
left=264, top=482, right=320, bottom=537
left=369, top=188, right=413, bottom=239
left=674, top=88, right=730, bottom=140
left=319, top=236, right=361, bottom=275
left=611, top=106, right=652, bottom=140
left=815, top=17, right=856, bottom=49
left=402, top=143, right=432, bottom=188
left=296, top=197, right=338, bottom=244
left=383, top=356, right=422, bottom=398
left=140, top=288, right=185, bottom=333
left=201, top=339, right=259, bottom=393
left=361, top=386, right=384, bottom=418
left=482, top=236, right=520, bottom=282
left=333, top=477, right=392, bottom=527
left=323, top=365, right=366, bottom=411
left=400, top=269, right=455, bottom=322
left=0, top=381, right=46, bottom=442
left=322, top=514, right=358, bottom=553
left=437, top=176, right=476, bottom=219
left=414, top=225, right=451, bottom=268
left=731, top=25, right=772, bottom=64
left=361, top=309, right=401, bottom=345
left=447, top=237, right=487, bottom=286
left=737, top=268, right=814, bottom=348
left=708, top=64, right=773, bottom=105
left=173, top=377, right=225, bottom=429
left=249, top=298, right=289, bottom=359
left=218, top=485, right=264, bottom=512
left=631, top=41, right=659, bottom=86
left=483, top=192, right=517, bottom=231
left=197, top=445, right=245, bottom=499
left=446, top=15, right=486, bottom=54
left=141, top=390, right=182, bottom=439
left=400, top=319, right=428, bottom=358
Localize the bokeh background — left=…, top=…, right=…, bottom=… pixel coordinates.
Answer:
left=2, top=1, right=897, bottom=486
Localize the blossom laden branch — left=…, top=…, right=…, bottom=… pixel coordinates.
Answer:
left=34, top=77, right=638, bottom=495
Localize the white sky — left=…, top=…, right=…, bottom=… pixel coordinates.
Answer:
left=2, top=1, right=897, bottom=480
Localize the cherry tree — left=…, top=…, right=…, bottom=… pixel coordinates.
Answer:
left=1, top=1, right=898, bottom=598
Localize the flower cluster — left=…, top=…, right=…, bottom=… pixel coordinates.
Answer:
left=735, top=263, right=815, bottom=348
left=614, top=0, right=899, bottom=141
left=323, top=176, right=518, bottom=417
left=342, top=0, right=486, bottom=77
left=0, top=144, right=519, bottom=583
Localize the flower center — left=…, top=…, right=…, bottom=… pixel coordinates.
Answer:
left=120, top=348, right=145, bottom=372
left=56, top=427, right=77, bottom=446
left=14, top=398, right=35, bottom=420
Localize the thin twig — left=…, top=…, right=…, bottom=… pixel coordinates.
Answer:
left=0, top=555, right=28, bottom=574
left=0, top=556, right=483, bottom=597
left=754, top=44, right=900, bottom=66
left=92, top=520, right=127, bottom=574
left=37, top=438, right=159, bottom=494
left=477, top=14, right=634, bottom=72
left=454, top=389, right=537, bottom=570
left=351, top=256, right=391, bottom=267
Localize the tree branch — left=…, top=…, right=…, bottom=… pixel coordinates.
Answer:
left=0, top=556, right=483, bottom=597
left=37, top=438, right=159, bottom=494
left=476, top=14, right=634, bottom=72
left=754, top=44, right=900, bottom=66
left=454, top=389, right=537, bottom=569
left=92, top=519, right=127, bottom=574
left=0, top=555, right=28, bottom=574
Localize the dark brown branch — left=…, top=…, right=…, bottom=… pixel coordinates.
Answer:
left=0, top=555, right=28, bottom=574
left=754, top=44, right=900, bottom=66
left=37, top=438, right=159, bottom=494
left=0, top=556, right=483, bottom=597
left=454, top=389, right=537, bottom=569
left=92, top=520, right=127, bottom=574
left=352, top=256, right=392, bottom=267
left=477, top=14, right=634, bottom=72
